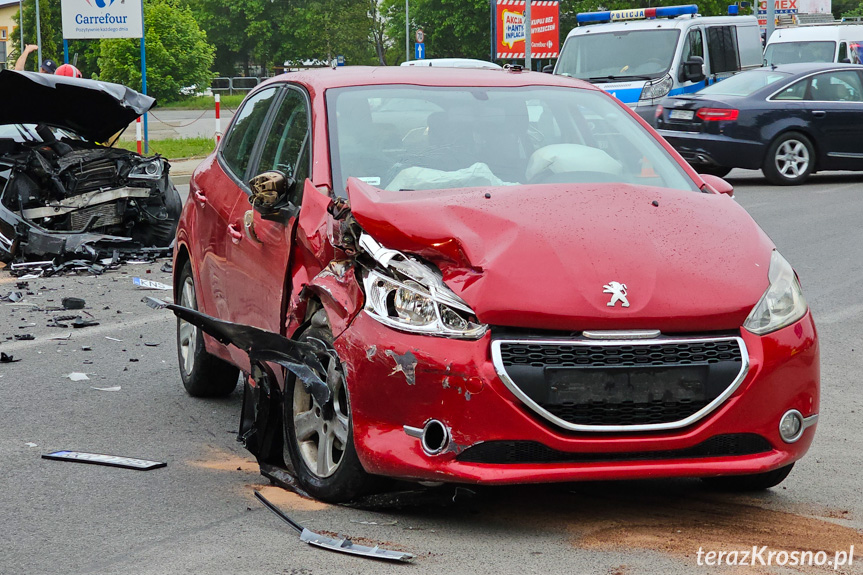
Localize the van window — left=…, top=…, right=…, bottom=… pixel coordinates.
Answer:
left=764, top=41, right=836, bottom=65
left=852, top=42, right=863, bottom=64
left=706, top=26, right=740, bottom=73
left=736, top=26, right=763, bottom=68
left=839, top=42, right=847, bottom=62
left=679, top=28, right=704, bottom=82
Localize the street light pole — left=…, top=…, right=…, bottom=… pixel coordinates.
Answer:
left=18, top=0, right=24, bottom=61
left=405, top=0, right=409, bottom=62
left=525, top=0, right=531, bottom=70
left=34, top=0, right=42, bottom=68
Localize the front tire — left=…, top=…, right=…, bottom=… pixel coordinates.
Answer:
left=762, top=132, right=814, bottom=185
left=283, top=312, right=374, bottom=503
left=701, top=463, right=794, bottom=491
left=698, top=166, right=732, bottom=178
left=176, top=259, right=239, bottom=397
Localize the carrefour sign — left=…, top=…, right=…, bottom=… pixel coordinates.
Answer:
left=61, top=0, right=143, bottom=39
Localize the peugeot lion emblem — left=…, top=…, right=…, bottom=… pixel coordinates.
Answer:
left=603, top=281, right=630, bottom=308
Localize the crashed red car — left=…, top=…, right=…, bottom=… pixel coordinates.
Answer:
left=172, top=67, right=819, bottom=502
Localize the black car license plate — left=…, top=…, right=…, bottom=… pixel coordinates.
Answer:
left=547, top=365, right=708, bottom=404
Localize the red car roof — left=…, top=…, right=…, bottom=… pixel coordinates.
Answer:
left=258, top=65, right=597, bottom=92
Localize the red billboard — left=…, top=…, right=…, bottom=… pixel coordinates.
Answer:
left=496, top=0, right=560, bottom=59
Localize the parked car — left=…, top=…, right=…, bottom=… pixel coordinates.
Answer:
left=555, top=5, right=763, bottom=123
left=764, top=23, right=863, bottom=65
left=173, top=66, right=819, bottom=502
left=656, top=63, right=863, bottom=184
left=0, top=70, right=181, bottom=262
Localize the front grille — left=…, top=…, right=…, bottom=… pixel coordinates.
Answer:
left=493, top=336, right=747, bottom=431
left=500, top=340, right=741, bottom=368
left=72, top=158, right=119, bottom=193
left=456, top=434, right=772, bottom=464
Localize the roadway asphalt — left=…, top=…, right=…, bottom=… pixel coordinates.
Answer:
left=1, top=169, right=862, bottom=574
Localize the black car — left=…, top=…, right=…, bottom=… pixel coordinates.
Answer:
left=656, top=63, right=863, bottom=185
left=0, top=70, right=181, bottom=263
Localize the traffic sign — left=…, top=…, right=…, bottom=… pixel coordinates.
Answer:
left=415, top=28, right=425, bottom=43
left=415, top=42, right=425, bottom=60
left=336, top=54, right=345, bottom=66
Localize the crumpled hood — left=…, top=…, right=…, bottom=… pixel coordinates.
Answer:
left=346, top=178, right=775, bottom=332
left=0, top=70, right=155, bottom=142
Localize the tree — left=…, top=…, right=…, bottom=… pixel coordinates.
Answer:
left=289, top=0, right=380, bottom=66
left=840, top=0, right=863, bottom=17
left=99, top=0, right=214, bottom=103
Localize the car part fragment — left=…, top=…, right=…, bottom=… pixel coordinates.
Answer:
left=143, top=296, right=332, bottom=412
left=42, top=450, right=166, bottom=470
left=253, top=490, right=414, bottom=563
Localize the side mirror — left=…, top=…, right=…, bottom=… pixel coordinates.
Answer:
left=682, top=56, right=705, bottom=83
left=248, top=170, right=297, bottom=220
left=542, top=64, right=555, bottom=74
left=841, top=57, right=852, bottom=63
left=700, top=173, right=734, bottom=196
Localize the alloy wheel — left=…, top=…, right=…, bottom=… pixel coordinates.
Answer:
left=774, top=139, right=810, bottom=180
left=292, top=349, right=350, bottom=478
left=178, top=276, right=198, bottom=376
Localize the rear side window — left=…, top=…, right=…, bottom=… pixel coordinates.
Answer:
left=809, top=70, right=863, bottom=102
left=707, top=26, right=740, bottom=74
left=736, top=26, right=763, bottom=68
left=221, top=87, right=279, bottom=180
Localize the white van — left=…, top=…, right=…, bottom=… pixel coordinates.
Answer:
left=764, top=24, right=863, bottom=65
left=554, top=5, right=763, bottom=122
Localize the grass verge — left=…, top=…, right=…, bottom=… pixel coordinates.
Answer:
left=113, top=137, right=215, bottom=160
left=157, top=94, right=246, bottom=110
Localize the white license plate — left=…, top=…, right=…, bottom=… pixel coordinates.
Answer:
left=670, top=109, right=695, bottom=121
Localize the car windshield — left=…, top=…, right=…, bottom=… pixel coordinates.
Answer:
left=555, top=29, right=680, bottom=81
left=326, top=85, right=697, bottom=195
left=699, top=69, right=791, bottom=96
left=764, top=41, right=836, bottom=65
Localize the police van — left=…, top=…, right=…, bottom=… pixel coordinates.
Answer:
left=765, top=24, right=863, bottom=65
left=554, top=5, right=762, bottom=123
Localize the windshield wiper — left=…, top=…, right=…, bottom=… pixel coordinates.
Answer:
left=587, top=75, right=655, bottom=82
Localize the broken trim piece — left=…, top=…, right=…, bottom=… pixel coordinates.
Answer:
left=143, top=296, right=333, bottom=412
left=253, top=491, right=414, bottom=563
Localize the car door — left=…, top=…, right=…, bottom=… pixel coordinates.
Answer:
left=222, top=84, right=312, bottom=367
left=193, top=86, right=280, bottom=322
left=705, top=25, right=741, bottom=85
left=805, top=69, right=863, bottom=168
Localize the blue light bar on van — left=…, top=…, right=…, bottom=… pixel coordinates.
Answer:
left=576, top=4, right=698, bottom=24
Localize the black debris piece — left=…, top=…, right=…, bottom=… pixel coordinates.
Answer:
left=62, top=297, right=86, bottom=310
left=1, top=352, right=20, bottom=363
left=144, top=342, right=159, bottom=347
left=14, top=334, right=35, bottom=341
left=16, top=282, right=29, bottom=289
left=129, top=358, right=139, bottom=362
left=71, top=318, right=99, bottom=328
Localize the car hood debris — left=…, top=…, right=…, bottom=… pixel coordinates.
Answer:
left=346, top=178, right=775, bottom=332
left=0, top=70, right=155, bottom=143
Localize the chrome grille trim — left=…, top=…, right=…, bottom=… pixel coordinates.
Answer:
left=491, top=336, right=750, bottom=433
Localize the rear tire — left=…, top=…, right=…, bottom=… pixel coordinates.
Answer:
left=762, top=132, right=814, bottom=185
left=283, top=312, right=374, bottom=503
left=701, top=463, right=794, bottom=491
left=176, top=259, right=239, bottom=397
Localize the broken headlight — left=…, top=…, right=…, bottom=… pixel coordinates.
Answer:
left=128, top=159, right=164, bottom=180
left=359, top=235, right=486, bottom=339
left=743, top=251, right=808, bottom=335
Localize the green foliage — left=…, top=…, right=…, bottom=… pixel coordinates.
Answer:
left=113, top=137, right=215, bottom=159
left=99, top=0, right=214, bottom=103
left=840, top=1, right=863, bottom=17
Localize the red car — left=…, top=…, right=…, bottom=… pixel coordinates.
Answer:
left=172, top=66, right=819, bottom=502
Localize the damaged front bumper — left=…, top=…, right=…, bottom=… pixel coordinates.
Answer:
left=336, top=310, right=820, bottom=485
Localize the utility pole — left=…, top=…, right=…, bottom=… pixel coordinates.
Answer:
left=525, top=0, right=531, bottom=70
left=766, top=0, right=775, bottom=45
left=405, top=0, right=409, bottom=62
left=18, top=0, right=24, bottom=60
left=35, top=0, right=42, bottom=68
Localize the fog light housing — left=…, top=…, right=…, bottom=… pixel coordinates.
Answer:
left=779, top=410, right=804, bottom=443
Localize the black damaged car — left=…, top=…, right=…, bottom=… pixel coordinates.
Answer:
left=0, top=70, right=181, bottom=262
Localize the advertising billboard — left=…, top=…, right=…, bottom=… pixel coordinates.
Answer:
left=61, top=0, right=143, bottom=40
left=757, top=0, right=832, bottom=26
left=496, top=0, right=560, bottom=59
